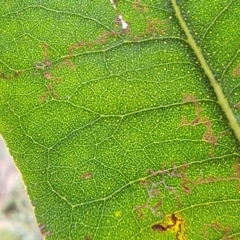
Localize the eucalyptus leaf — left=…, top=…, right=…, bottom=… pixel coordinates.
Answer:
left=1, top=1, right=240, bottom=239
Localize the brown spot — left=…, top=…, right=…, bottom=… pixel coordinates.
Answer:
left=47, top=84, right=59, bottom=98
left=81, top=172, right=93, bottom=180
left=0, top=70, right=24, bottom=80
left=98, top=30, right=119, bottom=43
left=34, top=43, right=52, bottom=75
left=133, top=0, right=148, bottom=13
left=232, top=63, right=240, bottom=77
left=181, top=94, right=202, bottom=124
left=68, top=29, right=120, bottom=55
left=39, top=92, right=48, bottom=102
left=39, top=83, right=60, bottom=102
left=152, top=224, right=166, bottom=232
left=233, top=158, right=240, bottom=191
left=68, top=40, right=87, bottom=54
left=202, top=128, right=217, bottom=144
left=135, top=205, right=145, bottom=219
left=146, top=17, right=169, bottom=37
left=57, top=58, right=76, bottom=71
left=43, top=71, right=62, bottom=81
left=41, top=43, right=50, bottom=61
left=34, top=61, right=52, bottom=75
left=39, top=224, right=51, bottom=237
left=181, top=169, right=240, bottom=194
left=44, top=71, right=52, bottom=80
left=202, top=220, right=231, bottom=239
left=68, top=11, right=169, bottom=54
left=180, top=94, right=225, bottom=157
left=84, top=235, right=92, bottom=240
left=233, top=102, right=240, bottom=110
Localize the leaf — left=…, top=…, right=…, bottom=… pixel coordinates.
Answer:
left=1, top=0, right=240, bottom=239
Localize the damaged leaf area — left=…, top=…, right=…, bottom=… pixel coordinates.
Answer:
left=152, top=213, right=186, bottom=240
left=1, top=0, right=240, bottom=239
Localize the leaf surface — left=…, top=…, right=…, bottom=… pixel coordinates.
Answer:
left=1, top=1, right=240, bottom=239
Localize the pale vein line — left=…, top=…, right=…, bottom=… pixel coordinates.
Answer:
left=227, top=82, right=240, bottom=99
left=171, top=0, right=240, bottom=143
left=176, top=198, right=240, bottom=214
left=221, top=49, right=240, bottom=81
left=200, top=0, right=233, bottom=47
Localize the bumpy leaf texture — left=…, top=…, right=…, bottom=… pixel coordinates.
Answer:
left=1, top=0, right=240, bottom=239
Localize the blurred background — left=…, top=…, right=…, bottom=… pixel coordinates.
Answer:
left=0, top=137, right=43, bottom=240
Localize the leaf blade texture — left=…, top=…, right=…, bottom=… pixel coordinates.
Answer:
left=0, top=1, right=240, bottom=239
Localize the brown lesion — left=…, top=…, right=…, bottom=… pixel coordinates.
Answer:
left=39, top=83, right=60, bottom=102
left=34, top=61, right=52, bottom=75
left=34, top=43, right=52, bottom=75
left=135, top=163, right=185, bottom=219
left=145, top=17, right=169, bottom=37
left=68, top=1, right=170, bottom=55
left=56, top=57, right=76, bottom=71
left=81, top=172, right=93, bottom=180
left=39, top=224, right=51, bottom=237
left=152, top=213, right=186, bottom=240
left=39, top=67, right=62, bottom=102
left=0, top=70, right=24, bottom=80
left=133, top=0, right=149, bottom=13
left=132, top=0, right=170, bottom=39
left=233, top=158, right=240, bottom=191
left=139, top=157, right=240, bottom=198
left=180, top=94, right=226, bottom=157
left=181, top=94, right=204, bottom=126
left=137, top=159, right=240, bottom=239
left=128, top=16, right=169, bottom=41
left=180, top=158, right=240, bottom=193
left=232, top=63, right=240, bottom=77
left=68, top=12, right=127, bottom=55
left=34, top=43, right=64, bottom=102
left=182, top=174, right=217, bottom=194
left=84, top=235, right=93, bottom=240
left=68, top=30, right=120, bottom=55
left=202, top=122, right=226, bottom=158
left=135, top=176, right=163, bottom=219
left=202, top=220, right=231, bottom=240
left=233, top=102, right=240, bottom=110
left=135, top=205, right=146, bottom=220
left=68, top=40, right=91, bottom=55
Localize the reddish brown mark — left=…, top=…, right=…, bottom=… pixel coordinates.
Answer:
left=81, top=172, right=93, bottom=180
left=232, top=63, right=240, bottom=77
left=152, top=214, right=186, bottom=240
left=180, top=94, right=225, bottom=157
left=84, top=235, right=92, bottom=240
left=133, top=0, right=148, bottom=13
left=152, top=214, right=179, bottom=231
left=202, top=221, right=231, bottom=239
left=233, top=102, right=240, bottom=109
left=39, top=224, right=51, bottom=237
left=68, top=10, right=169, bottom=55
left=0, top=71, right=24, bottom=80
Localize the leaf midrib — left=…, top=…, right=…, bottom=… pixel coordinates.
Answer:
left=171, top=0, right=240, bottom=143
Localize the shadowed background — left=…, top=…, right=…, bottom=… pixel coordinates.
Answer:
left=0, top=137, right=43, bottom=240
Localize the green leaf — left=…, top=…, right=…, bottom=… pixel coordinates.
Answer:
left=1, top=0, right=240, bottom=239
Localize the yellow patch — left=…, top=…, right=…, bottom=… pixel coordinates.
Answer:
left=114, top=211, right=121, bottom=218
left=151, top=213, right=186, bottom=240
